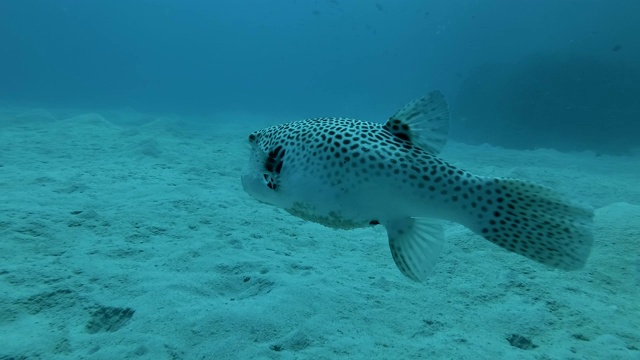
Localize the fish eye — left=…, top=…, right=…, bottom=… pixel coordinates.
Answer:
left=248, top=133, right=257, bottom=142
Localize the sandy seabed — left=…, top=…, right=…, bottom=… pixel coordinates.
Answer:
left=0, top=108, right=638, bottom=360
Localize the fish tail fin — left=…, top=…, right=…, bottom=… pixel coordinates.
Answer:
left=465, top=178, right=594, bottom=270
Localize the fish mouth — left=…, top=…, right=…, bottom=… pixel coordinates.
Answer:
left=241, top=171, right=276, bottom=205
left=240, top=171, right=261, bottom=199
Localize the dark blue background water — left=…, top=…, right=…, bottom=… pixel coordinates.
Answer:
left=1, top=0, right=638, bottom=151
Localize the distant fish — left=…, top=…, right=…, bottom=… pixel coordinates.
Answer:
left=242, top=91, right=594, bottom=282
left=611, top=44, right=622, bottom=52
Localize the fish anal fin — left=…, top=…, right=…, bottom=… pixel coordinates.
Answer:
left=385, top=217, right=444, bottom=282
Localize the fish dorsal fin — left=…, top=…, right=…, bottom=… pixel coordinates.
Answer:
left=383, top=90, right=450, bottom=154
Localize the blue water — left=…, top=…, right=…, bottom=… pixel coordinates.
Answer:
left=1, top=2, right=640, bottom=359
left=2, top=0, right=638, bottom=152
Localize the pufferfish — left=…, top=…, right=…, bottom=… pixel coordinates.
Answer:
left=241, top=91, right=594, bottom=282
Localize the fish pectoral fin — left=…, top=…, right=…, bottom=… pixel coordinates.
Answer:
left=385, top=217, right=444, bottom=283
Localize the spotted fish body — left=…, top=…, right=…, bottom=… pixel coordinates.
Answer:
left=242, top=91, right=594, bottom=282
